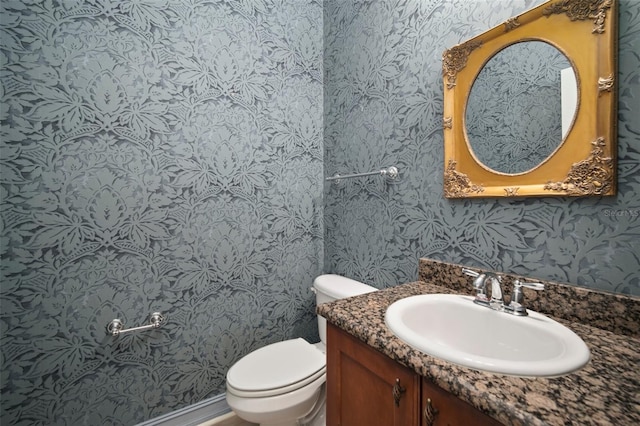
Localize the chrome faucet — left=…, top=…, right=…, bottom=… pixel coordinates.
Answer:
left=462, top=268, right=544, bottom=316
left=463, top=268, right=502, bottom=308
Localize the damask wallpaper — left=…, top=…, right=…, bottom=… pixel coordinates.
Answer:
left=1, top=0, right=639, bottom=425
left=324, top=0, right=640, bottom=295
left=1, top=0, right=323, bottom=424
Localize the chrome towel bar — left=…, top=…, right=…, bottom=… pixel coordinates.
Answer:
left=107, top=312, right=166, bottom=336
left=326, top=166, right=399, bottom=183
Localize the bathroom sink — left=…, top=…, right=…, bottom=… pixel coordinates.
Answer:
left=385, top=294, right=590, bottom=377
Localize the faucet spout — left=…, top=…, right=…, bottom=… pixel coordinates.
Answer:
left=462, top=268, right=504, bottom=309
left=471, top=274, right=489, bottom=303
left=487, top=274, right=503, bottom=308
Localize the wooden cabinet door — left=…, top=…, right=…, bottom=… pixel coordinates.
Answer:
left=326, top=323, right=420, bottom=426
left=420, top=378, right=502, bottom=426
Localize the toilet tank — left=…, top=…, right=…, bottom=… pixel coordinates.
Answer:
left=313, top=274, right=377, bottom=345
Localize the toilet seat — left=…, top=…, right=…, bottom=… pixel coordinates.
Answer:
left=227, top=338, right=326, bottom=398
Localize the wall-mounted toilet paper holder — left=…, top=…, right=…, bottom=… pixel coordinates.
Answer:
left=106, top=312, right=165, bottom=336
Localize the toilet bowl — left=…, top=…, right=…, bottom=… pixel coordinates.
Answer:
left=225, top=274, right=376, bottom=426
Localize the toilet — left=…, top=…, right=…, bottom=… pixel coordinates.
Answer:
left=225, top=274, right=377, bottom=426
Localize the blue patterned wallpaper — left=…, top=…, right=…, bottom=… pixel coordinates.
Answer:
left=1, top=1, right=323, bottom=424
left=2, top=0, right=639, bottom=425
left=324, top=0, right=640, bottom=295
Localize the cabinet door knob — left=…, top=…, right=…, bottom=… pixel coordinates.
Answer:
left=424, top=398, right=439, bottom=425
left=392, top=378, right=406, bottom=406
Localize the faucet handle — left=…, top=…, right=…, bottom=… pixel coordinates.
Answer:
left=462, top=268, right=490, bottom=303
left=514, top=279, right=545, bottom=293
left=508, top=279, right=544, bottom=316
left=462, top=268, right=479, bottom=278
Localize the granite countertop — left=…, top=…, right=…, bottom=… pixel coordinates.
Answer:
left=317, top=280, right=640, bottom=426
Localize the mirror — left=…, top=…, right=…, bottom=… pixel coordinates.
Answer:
left=466, top=41, right=576, bottom=174
left=442, top=0, right=617, bottom=197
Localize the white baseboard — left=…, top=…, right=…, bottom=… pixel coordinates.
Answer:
left=135, top=393, right=231, bottom=426
left=198, top=411, right=255, bottom=426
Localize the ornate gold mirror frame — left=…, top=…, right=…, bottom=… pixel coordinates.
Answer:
left=442, top=0, right=617, bottom=198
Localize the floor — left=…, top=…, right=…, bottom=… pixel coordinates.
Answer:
left=198, top=412, right=256, bottom=426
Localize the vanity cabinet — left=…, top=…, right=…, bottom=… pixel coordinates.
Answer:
left=326, top=323, right=420, bottom=425
left=326, top=323, right=502, bottom=426
left=420, top=377, right=501, bottom=426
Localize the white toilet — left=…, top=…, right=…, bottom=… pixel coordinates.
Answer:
left=225, top=274, right=377, bottom=426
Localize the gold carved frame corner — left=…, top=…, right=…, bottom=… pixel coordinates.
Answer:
left=442, top=40, right=482, bottom=90
left=542, top=0, right=613, bottom=34
left=443, top=160, right=484, bottom=198
left=544, top=137, right=614, bottom=195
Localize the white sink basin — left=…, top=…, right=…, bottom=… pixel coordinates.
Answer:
left=385, top=294, right=590, bottom=377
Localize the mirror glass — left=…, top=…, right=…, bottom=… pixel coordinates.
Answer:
left=465, top=41, right=577, bottom=174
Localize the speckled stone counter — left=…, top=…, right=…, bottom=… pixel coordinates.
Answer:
left=318, top=261, right=640, bottom=426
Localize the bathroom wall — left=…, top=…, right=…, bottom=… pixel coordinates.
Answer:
left=2, top=0, right=639, bottom=424
left=0, top=1, right=323, bottom=425
left=324, top=0, right=640, bottom=296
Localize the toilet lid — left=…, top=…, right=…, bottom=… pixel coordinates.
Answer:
left=227, top=338, right=325, bottom=394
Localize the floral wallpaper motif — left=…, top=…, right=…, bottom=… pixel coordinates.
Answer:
left=466, top=41, right=569, bottom=174
left=324, top=0, right=640, bottom=296
left=2, top=0, right=639, bottom=425
left=1, top=0, right=323, bottom=425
